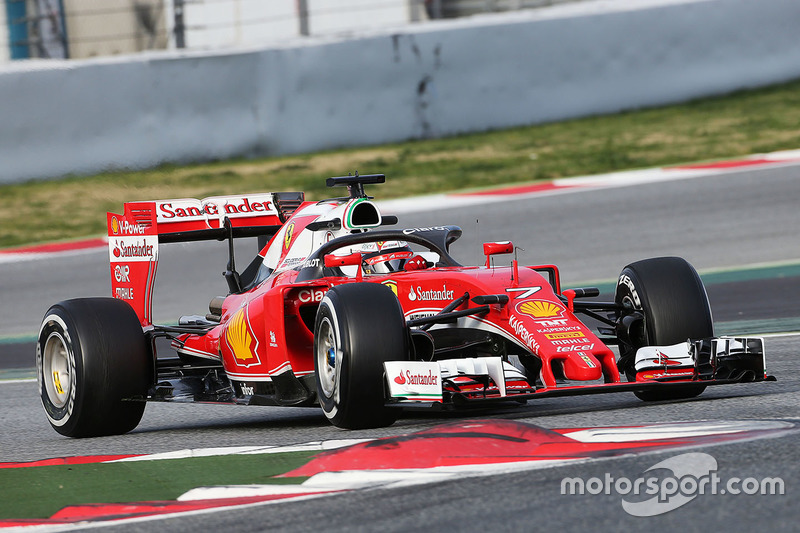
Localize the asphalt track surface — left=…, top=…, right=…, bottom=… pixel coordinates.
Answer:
left=1, top=164, right=799, bottom=531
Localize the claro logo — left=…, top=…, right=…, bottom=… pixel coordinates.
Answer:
left=297, top=288, right=326, bottom=303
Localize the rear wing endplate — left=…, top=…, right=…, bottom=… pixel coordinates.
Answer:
left=107, top=192, right=303, bottom=326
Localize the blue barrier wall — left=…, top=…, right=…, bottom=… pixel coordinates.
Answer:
left=4, top=0, right=28, bottom=59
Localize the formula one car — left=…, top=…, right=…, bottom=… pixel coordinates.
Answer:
left=37, top=175, right=772, bottom=437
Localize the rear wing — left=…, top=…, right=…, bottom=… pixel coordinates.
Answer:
left=107, top=192, right=304, bottom=326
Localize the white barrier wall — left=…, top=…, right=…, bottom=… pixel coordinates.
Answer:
left=1, top=0, right=800, bottom=184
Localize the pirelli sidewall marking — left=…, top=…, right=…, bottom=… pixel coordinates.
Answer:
left=617, top=274, right=641, bottom=307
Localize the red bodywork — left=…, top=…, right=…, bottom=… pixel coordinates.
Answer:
left=104, top=183, right=766, bottom=410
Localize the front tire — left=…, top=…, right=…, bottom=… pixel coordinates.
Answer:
left=37, top=298, right=152, bottom=437
left=615, top=257, right=713, bottom=401
left=314, top=283, right=409, bottom=429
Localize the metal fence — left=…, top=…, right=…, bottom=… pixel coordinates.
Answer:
left=1, top=0, right=587, bottom=62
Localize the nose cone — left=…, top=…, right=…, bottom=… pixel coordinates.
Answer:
left=562, top=352, right=603, bottom=381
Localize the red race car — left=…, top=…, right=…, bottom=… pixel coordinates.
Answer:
left=37, top=175, right=772, bottom=437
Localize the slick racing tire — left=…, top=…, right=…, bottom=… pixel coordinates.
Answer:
left=37, top=298, right=152, bottom=437
left=314, top=283, right=409, bottom=429
left=615, top=257, right=712, bottom=402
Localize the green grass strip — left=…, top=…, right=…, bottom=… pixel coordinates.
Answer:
left=2, top=78, right=800, bottom=249
left=0, top=335, right=37, bottom=345
left=0, top=369, right=36, bottom=381
left=0, top=451, right=314, bottom=519
left=700, top=262, right=800, bottom=285
left=715, top=318, right=800, bottom=336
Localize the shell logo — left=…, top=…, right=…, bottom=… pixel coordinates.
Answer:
left=382, top=279, right=398, bottom=297
left=516, top=300, right=564, bottom=319
left=111, top=217, right=120, bottom=235
left=225, top=308, right=258, bottom=364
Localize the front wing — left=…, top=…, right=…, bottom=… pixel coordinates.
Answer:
left=384, top=337, right=772, bottom=408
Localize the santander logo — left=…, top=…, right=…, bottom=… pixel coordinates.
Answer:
left=394, top=369, right=438, bottom=386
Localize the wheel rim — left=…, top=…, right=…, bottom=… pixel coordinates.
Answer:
left=316, top=317, right=338, bottom=398
left=43, top=332, right=71, bottom=408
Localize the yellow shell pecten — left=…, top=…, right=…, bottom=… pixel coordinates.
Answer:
left=227, top=309, right=254, bottom=362
left=518, top=300, right=562, bottom=318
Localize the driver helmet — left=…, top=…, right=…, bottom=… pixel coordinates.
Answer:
left=361, top=241, right=414, bottom=274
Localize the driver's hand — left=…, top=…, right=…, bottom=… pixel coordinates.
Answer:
left=404, top=255, right=428, bottom=271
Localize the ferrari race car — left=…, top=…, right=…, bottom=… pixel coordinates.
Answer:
left=37, top=175, right=772, bottom=437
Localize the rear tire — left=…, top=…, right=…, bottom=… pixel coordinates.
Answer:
left=37, top=298, right=152, bottom=437
left=314, top=283, right=409, bottom=429
left=615, top=257, right=712, bottom=401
